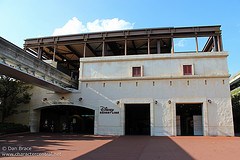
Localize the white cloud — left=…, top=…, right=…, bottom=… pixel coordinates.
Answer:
left=87, top=18, right=134, bottom=32
left=175, top=39, right=185, bottom=47
left=52, top=17, right=87, bottom=36
left=52, top=17, right=134, bottom=36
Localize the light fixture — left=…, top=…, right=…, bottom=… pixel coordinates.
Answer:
left=208, top=99, right=212, bottom=103
left=168, top=100, right=171, bottom=104
left=163, top=42, right=167, bottom=47
left=155, top=100, right=158, bottom=104
left=162, top=40, right=167, bottom=47
left=79, top=97, right=83, bottom=101
left=116, top=101, right=120, bottom=105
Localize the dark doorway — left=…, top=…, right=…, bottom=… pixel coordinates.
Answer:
left=125, top=104, right=150, bottom=135
left=176, top=103, right=203, bottom=136
left=40, top=105, right=94, bottom=134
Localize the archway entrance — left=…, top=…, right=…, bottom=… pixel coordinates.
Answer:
left=40, top=105, right=94, bottom=134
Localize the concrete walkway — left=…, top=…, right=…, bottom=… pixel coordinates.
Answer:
left=1, top=133, right=240, bottom=160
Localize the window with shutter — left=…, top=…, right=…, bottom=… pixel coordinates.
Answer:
left=132, top=67, right=141, bottom=77
left=183, top=65, right=192, bottom=75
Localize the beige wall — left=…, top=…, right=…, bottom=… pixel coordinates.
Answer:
left=78, top=52, right=234, bottom=136
left=80, top=52, right=229, bottom=80
left=5, top=52, right=234, bottom=136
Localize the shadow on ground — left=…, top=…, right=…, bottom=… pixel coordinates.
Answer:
left=0, top=133, right=115, bottom=157
left=74, top=136, right=193, bottom=160
left=0, top=133, right=194, bottom=159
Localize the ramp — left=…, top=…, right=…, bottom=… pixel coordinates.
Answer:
left=0, top=37, right=77, bottom=93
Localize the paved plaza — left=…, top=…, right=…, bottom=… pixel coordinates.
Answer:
left=1, top=133, right=240, bottom=160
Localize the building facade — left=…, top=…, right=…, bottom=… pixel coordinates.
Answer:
left=1, top=25, right=234, bottom=136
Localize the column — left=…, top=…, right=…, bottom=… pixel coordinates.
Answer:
left=29, top=109, right=41, bottom=132
left=124, top=39, right=127, bottom=56
left=195, top=36, right=199, bottom=53
left=83, top=43, right=86, bottom=58
left=102, top=41, right=105, bottom=57
left=148, top=38, right=150, bottom=54
left=171, top=37, right=174, bottom=54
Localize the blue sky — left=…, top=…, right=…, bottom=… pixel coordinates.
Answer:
left=0, top=0, right=239, bottom=75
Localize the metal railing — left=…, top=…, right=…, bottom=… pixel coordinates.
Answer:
left=0, top=37, right=77, bottom=93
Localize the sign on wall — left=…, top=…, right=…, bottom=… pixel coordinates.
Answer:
left=99, top=106, right=119, bottom=114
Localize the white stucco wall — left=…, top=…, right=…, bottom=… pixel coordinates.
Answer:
left=77, top=79, right=233, bottom=136
left=10, top=52, right=233, bottom=136
left=77, top=52, right=234, bottom=136
left=80, top=53, right=229, bottom=79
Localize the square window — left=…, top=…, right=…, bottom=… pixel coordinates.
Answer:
left=132, top=67, right=141, bottom=77
left=183, top=65, right=192, bottom=75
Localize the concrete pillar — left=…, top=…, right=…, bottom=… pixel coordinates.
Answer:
left=83, top=43, right=86, bottom=58
left=102, top=41, right=105, bottom=57
left=29, top=109, right=40, bottom=133
left=148, top=38, right=150, bottom=54
left=171, top=37, right=174, bottom=54
left=195, top=36, right=199, bottom=53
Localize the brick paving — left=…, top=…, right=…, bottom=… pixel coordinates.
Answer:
left=0, top=133, right=240, bottom=160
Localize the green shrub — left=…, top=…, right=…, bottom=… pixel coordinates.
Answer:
left=0, top=123, right=29, bottom=135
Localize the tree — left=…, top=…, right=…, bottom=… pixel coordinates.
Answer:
left=0, top=75, right=32, bottom=123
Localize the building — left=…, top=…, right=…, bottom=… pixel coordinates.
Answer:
left=0, top=25, right=234, bottom=136
left=230, top=72, right=240, bottom=91
left=230, top=71, right=240, bottom=134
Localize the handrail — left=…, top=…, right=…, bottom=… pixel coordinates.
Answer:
left=0, top=37, right=77, bottom=93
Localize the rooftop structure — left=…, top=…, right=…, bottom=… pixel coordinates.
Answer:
left=24, top=25, right=223, bottom=80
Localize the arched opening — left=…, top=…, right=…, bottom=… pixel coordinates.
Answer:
left=39, top=105, right=94, bottom=134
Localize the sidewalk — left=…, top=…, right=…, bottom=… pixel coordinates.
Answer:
left=1, top=133, right=240, bottom=160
